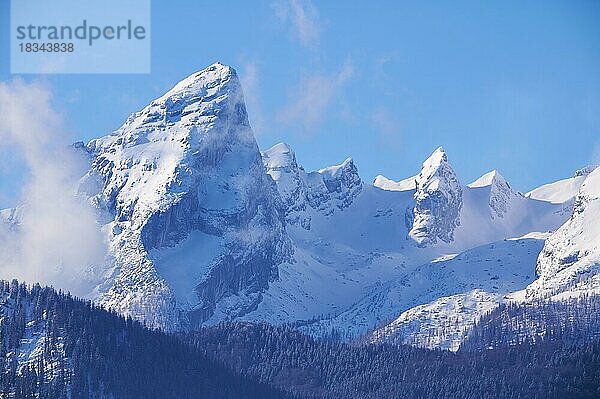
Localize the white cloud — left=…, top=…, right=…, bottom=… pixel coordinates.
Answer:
left=0, top=80, right=107, bottom=296
left=278, top=60, right=354, bottom=131
left=273, top=0, right=321, bottom=48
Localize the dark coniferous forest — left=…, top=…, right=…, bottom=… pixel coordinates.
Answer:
left=463, top=294, right=600, bottom=350
left=0, top=280, right=289, bottom=399
left=193, top=322, right=600, bottom=399
left=1, top=280, right=599, bottom=398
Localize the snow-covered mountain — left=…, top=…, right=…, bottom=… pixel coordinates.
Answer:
left=75, top=64, right=598, bottom=341
left=238, top=145, right=574, bottom=345
left=365, top=166, right=599, bottom=350
left=526, top=166, right=600, bottom=300
left=467, top=170, right=517, bottom=219
left=2, top=62, right=598, bottom=351
left=81, top=62, right=292, bottom=330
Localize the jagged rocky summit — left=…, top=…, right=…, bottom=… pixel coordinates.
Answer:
left=81, top=62, right=292, bottom=331
left=262, top=143, right=362, bottom=229
left=406, top=147, right=463, bottom=247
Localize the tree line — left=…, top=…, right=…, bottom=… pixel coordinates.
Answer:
left=1, top=279, right=599, bottom=398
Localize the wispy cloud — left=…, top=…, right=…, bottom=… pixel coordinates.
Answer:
left=278, top=60, right=354, bottom=132
left=372, top=107, right=402, bottom=148
left=592, top=142, right=600, bottom=166
left=0, top=80, right=107, bottom=296
left=239, top=61, right=265, bottom=135
left=273, top=0, right=321, bottom=48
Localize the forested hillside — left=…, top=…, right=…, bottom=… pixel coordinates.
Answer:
left=193, top=322, right=600, bottom=399
left=463, top=295, right=600, bottom=350
left=1, top=280, right=599, bottom=398
left=0, top=280, right=288, bottom=399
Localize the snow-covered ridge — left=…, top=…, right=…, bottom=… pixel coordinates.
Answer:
left=249, top=138, right=582, bottom=343
left=468, top=169, right=504, bottom=188
left=574, top=164, right=599, bottom=177
left=318, top=157, right=363, bottom=210
left=252, top=140, right=577, bottom=346
left=373, top=174, right=417, bottom=192
left=263, top=143, right=297, bottom=170
left=365, top=165, right=600, bottom=350
left=526, top=176, right=587, bottom=204
left=524, top=164, right=596, bottom=204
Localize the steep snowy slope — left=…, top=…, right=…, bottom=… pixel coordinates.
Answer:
left=526, top=166, right=600, bottom=299
left=451, top=170, right=569, bottom=250
left=83, top=63, right=291, bottom=330
left=526, top=176, right=587, bottom=204
left=468, top=170, right=517, bottom=219
left=304, top=235, right=545, bottom=344
left=524, top=165, right=595, bottom=204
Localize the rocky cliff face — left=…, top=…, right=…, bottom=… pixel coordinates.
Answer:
left=318, top=157, right=363, bottom=211
left=262, top=143, right=311, bottom=229
left=407, top=147, right=462, bottom=246
left=263, top=143, right=362, bottom=229
left=84, top=63, right=291, bottom=330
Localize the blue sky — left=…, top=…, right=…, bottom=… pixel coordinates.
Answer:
left=1, top=0, right=599, bottom=208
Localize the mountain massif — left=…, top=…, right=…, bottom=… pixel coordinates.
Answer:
left=1, top=62, right=599, bottom=355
